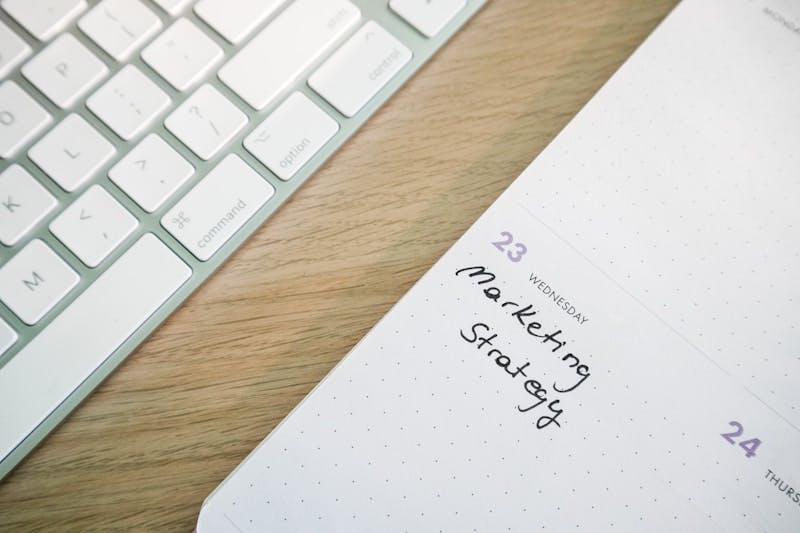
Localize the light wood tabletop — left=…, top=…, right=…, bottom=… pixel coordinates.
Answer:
left=0, top=1, right=679, bottom=530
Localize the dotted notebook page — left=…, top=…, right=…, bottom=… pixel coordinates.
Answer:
left=519, top=0, right=800, bottom=428
left=198, top=0, right=800, bottom=531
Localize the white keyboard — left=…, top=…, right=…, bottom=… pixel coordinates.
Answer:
left=0, top=0, right=485, bottom=478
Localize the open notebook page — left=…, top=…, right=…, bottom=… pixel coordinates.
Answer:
left=199, top=0, right=800, bottom=530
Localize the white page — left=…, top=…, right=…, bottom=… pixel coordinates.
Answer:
left=199, top=0, right=800, bottom=530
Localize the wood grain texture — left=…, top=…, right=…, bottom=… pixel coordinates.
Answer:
left=0, top=1, right=679, bottom=530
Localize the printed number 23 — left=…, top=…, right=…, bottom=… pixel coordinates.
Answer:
left=721, top=421, right=761, bottom=458
left=492, top=231, right=527, bottom=263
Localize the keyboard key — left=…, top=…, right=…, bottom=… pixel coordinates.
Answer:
left=50, top=185, right=138, bottom=268
left=244, top=92, right=338, bottom=181
left=194, top=0, right=285, bottom=44
left=87, top=65, right=170, bottom=140
left=78, top=0, right=162, bottom=61
left=0, top=317, right=15, bottom=356
left=0, top=19, right=31, bottom=77
left=141, top=18, right=224, bottom=92
left=310, top=21, right=413, bottom=118
left=218, top=0, right=360, bottom=110
left=1, top=0, right=87, bottom=42
left=28, top=113, right=115, bottom=192
left=389, top=0, right=466, bottom=38
left=0, top=233, right=191, bottom=462
left=162, top=154, right=274, bottom=261
left=0, top=81, right=52, bottom=159
left=0, top=239, right=79, bottom=325
left=151, top=0, right=192, bottom=16
left=21, top=33, right=109, bottom=109
left=0, top=165, right=58, bottom=246
left=109, top=133, right=193, bottom=213
left=165, top=84, right=247, bottom=160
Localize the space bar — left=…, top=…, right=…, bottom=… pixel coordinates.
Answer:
left=0, top=234, right=191, bottom=461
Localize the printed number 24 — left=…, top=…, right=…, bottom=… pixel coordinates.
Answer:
left=721, top=421, right=761, bottom=458
left=492, top=231, right=527, bottom=263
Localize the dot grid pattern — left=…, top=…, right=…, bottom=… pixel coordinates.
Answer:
left=199, top=1, right=800, bottom=531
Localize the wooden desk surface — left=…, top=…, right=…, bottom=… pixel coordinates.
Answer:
left=0, top=1, right=678, bottom=530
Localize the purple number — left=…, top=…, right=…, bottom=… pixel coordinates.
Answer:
left=492, top=232, right=528, bottom=263
left=721, top=421, right=761, bottom=458
left=721, top=421, right=744, bottom=443
left=492, top=232, right=514, bottom=251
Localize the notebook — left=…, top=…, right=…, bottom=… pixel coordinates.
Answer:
left=198, top=0, right=800, bottom=530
